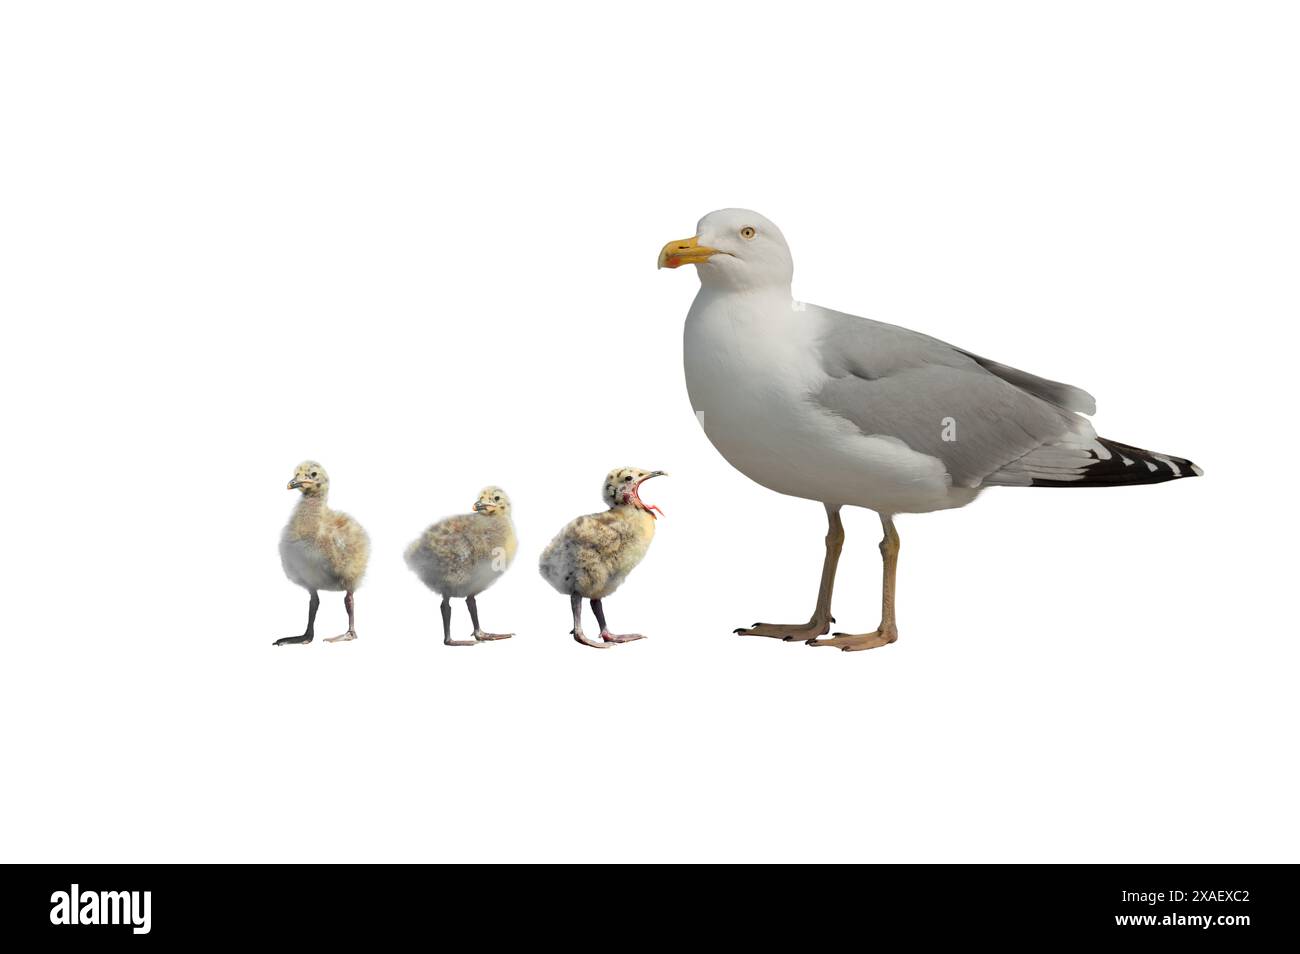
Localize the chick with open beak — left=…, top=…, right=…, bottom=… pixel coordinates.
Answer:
left=275, top=461, right=371, bottom=646
left=405, top=486, right=518, bottom=646
left=538, top=468, right=667, bottom=648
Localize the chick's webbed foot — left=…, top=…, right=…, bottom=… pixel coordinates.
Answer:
left=466, top=598, right=511, bottom=643
left=571, top=628, right=612, bottom=649
left=272, top=634, right=313, bottom=646
left=277, top=592, right=321, bottom=646
left=600, top=631, right=645, bottom=644
left=586, top=599, right=642, bottom=646
left=324, top=631, right=357, bottom=643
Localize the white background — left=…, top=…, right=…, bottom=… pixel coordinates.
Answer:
left=2, top=1, right=1296, bottom=862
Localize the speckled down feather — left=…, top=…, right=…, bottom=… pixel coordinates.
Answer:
left=280, top=497, right=370, bottom=592
left=406, top=511, right=516, bottom=599
left=539, top=507, right=655, bottom=600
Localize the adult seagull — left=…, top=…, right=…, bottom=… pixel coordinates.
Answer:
left=660, top=209, right=1200, bottom=652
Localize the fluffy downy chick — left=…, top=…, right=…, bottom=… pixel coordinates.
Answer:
left=539, top=467, right=666, bottom=649
left=405, top=486, right=518, bottom=646
left=275, top=461, right=371, bottom=645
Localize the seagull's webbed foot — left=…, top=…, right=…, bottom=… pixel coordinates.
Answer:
left=808, top=628, right=897, bottom=652
left=324, top=630, right=357, bottom=643
left=571, top=628, right=612, bottom=649
left=272, top=633, right=313, bottom=646
left=473, top=630, right=513, bottom=642
left=600, top=630, right=645, bottom=644
left=734, top=616, right=834, bottom=642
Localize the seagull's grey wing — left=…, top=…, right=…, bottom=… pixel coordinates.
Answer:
left=813, top=309, right=1095, bottom=488
left=948, top=349, right=1096, bottom=415
left=817, top=308, right=1096, bottom=414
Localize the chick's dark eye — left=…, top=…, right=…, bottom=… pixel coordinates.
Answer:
left=493, top=496, right=501, bottom=502
left=310, top=472, right=318, bottom=478
left=624, top=475, right=633, bottom=482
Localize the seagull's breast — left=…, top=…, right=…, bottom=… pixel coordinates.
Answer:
left=683, top=291, right=967, bottom=514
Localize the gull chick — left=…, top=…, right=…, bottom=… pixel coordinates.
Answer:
left=275, top=461, right=370, bottom=646
left=405, top=486, right=517, bottom=646
left=539, top=468, right=666, bottom=649
left=661, top=209, right=1201, bottom=652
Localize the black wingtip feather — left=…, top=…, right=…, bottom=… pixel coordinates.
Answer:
left=1030, top=438, right=1202, bottom=488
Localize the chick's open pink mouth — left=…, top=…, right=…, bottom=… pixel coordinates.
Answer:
left=631, top=477, right=664, bottom=518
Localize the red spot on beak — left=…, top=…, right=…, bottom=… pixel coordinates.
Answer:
left=666, top=256, right=681, bottom=268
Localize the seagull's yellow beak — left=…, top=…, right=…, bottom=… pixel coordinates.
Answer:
left=658, top=236, right=719, bottom=269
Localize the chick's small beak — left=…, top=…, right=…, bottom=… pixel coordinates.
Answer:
left=287, top=479, right=300, bottom=490
left=659, top=236, right=717, bottom=269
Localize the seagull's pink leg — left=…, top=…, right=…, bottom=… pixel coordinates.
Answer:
left=735, top=504, right=843, bottom=641
left=810, top=515, right=900, bottom=652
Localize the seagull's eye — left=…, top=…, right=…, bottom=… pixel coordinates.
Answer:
left=740, top=226, right=756, bottom=240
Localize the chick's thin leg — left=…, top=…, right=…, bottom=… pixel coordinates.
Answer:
left=571, top=593, right=609, bottom=649
left=735, top=504, right=843, bottom=641
left=274, top=590, right=319, bottom=646
left=324, top=591, right=358, bottom=642
left=442, top=596, right=475, bottom=646
left=591, top=599, right=644, bottom=644
left=467, top=595, right=512, bottom=642
left=810, top=514, right=900, bottom=652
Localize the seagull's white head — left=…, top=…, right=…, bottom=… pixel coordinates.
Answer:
left=659, top=209, right=793, bottom=291
left=287, top=460, right=329, bottom=497
left=602, top=467, right=667, bottom=518
left=472, top=485, right=511, bottom=516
